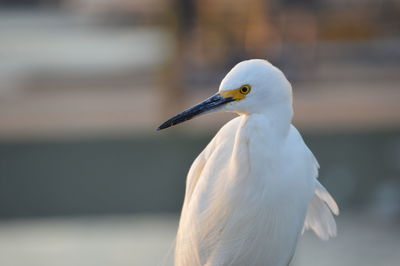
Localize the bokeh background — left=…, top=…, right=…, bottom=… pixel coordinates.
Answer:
left=1, top=0, right=400, bottom=265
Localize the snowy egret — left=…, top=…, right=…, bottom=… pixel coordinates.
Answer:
left=158, top=59, right=338, bottom=266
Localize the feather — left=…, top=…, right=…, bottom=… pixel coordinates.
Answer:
left=303, top=181, right=339, bottom=240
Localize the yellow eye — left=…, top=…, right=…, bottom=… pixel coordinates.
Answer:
left=239, top=85, right=251, bottom=95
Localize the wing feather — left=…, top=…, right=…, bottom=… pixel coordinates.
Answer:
left=303, top=155, right=339, bottom=240
left=175, top=117, right=241, bottom=266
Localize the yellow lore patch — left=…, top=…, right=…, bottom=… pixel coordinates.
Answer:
left=219, top=85, right=251, bottom=101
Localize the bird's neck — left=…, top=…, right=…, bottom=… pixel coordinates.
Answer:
left=250, top=101, right=293, bottom=137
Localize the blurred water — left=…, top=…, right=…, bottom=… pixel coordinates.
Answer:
left=0, top=213, right=398, bottom=266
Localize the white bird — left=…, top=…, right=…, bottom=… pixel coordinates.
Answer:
left=158, top=59, right=339, bottom=266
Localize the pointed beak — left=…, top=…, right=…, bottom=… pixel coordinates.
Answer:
left=157, top=93, right=234, bottom=130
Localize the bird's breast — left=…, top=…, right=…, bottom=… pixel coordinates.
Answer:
left=178, top=117, right=313, bottom=266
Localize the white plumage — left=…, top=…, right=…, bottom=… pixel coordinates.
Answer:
left=158, top=59, right=338, bottom=266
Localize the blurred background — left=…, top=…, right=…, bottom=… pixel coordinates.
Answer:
left=0, top=0, right=399, bottom=265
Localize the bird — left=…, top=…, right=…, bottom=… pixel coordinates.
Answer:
left=157, top=59, right=339, bottom=266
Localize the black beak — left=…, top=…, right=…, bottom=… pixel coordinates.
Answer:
left=157, top=93, right=234, bottom=130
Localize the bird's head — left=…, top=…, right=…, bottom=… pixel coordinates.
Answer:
left=157, top=59, right=292, bottom=130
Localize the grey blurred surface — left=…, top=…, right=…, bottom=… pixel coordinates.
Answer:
left=1, top=132, right=400, bottom=218
left=0, top=213, right=399, bottom=266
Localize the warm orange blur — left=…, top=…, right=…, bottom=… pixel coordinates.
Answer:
left=0, top=0, right=399, bottom=139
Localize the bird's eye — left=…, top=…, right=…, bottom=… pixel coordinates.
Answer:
left=239, top=85, right=251, bottom=95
